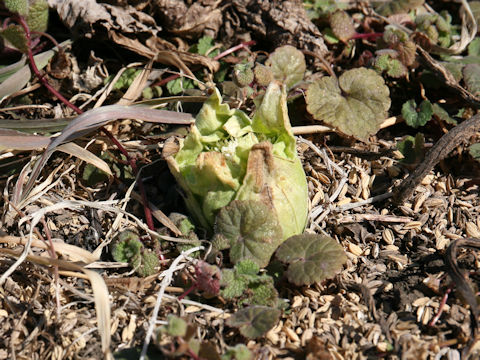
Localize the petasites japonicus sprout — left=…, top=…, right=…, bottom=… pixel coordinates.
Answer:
left=165, top=82, right=308, bottom=241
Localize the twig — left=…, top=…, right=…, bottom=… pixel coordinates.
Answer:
left=393, top=113, right=480, bottom=205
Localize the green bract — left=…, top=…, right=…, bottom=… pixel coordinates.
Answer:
left=166, top=82, right=308, bottom=240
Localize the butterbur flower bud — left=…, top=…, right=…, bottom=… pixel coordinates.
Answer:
left=166, top=82, right=308, bottom=241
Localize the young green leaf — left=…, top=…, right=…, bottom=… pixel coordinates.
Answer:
left=166, top=77, right=195, bottom=95
left=374, top=54, right=407, bottom=78
left=226, top=306, right=281, bottom=339
left=163, top=315, right=188, bottom=337
left=4, top=0, right=29, bottom=15
left=220, top=260, right=278, bottom=306
left=306, top=67, right=390, bottom=140
left=111, top=230, right=142, bottom=263
left=26, top=0, right=49, bottom=33
left=401, top=99, right=433, bottom=128
left=221, top=344, right=252, bottom=360
left=265, top=45, right=306, bottom=88
left=214, top=200, right=283, bottom=268
left=463, top=64, right=480, bottom=96
left=134, top=250, right=159, bottom=277
left=275, top=234, right=346, bottom=286
left=469, top=143, right=480, bottom=162
left=329, top=10, right=356, bottom=42
left=0, top=24, right=28, bottom=52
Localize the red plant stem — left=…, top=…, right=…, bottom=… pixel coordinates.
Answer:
left=213, top=40, right=256, bottom=61
left=428, top=286, right=452, bottom=327
left=178, top=283, right=198, bottom=301
left=15, top=15, right=156, bottom=232
left=350, top=32, right=383, bottom=41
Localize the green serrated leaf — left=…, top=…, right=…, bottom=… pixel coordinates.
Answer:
left=221, top=344, right=253, bottom=360
left=26, top=0, right=48, bottom=33
left=468, top=38, right=480, bottom=57
left=330, top=10, right=355, bottom=42
left=463, top=64, right=480, bottom=96
left=136, top=250, right=159, bottom=277
left=275, top=234, right=346, bottom=286
left=401, top=99, right=433, bottom=128
left=111, top=231, right=142, bottom=263
left=235, top=259, right=260, bottom=276
left=226, top=306, right=280, bottom=338
left=248, top=278, right=278, bottom=307
left=214, top=200, right=283, bottom=268
left=266, top=45, right=306, bottom=88
left=195, top=36, right=215, bottom=56
left=0, top=24, right=28, bottom=52
left=375, top=54, right=407, bottom=78
left=469, top=143, right=480, bottom=162
left=166, top=77, right=195, bottom=95
left=306, top=67, right=390, bottom=140
left=164, top=315, right=188, bottom=337
left=4, top=0, right=29, bottom=15
left=221, top=268, right=248, bottom=299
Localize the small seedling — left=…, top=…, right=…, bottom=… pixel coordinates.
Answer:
left=111, top=230, right=159, bottom=277
left=401, top=99, right=434, bottom=128
left=220, top=260, right=278, bottom=307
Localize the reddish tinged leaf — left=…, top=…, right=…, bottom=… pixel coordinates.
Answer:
left=195, top=260, right=221, bottom=295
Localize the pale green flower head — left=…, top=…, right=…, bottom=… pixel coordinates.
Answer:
left=166, top=82, right=308, bottom=240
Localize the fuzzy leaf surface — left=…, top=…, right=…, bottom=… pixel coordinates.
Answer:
left=275, top=234, right=346, bottom=286
left=330, top=10, right=355, bottom=42
left=215, top=200, right=283, bottom=268
left=266, top=45, right=306, bottom=88
left=226, top=306, right=280, bottom=339
left=306, top=67, right=390, bottom=140
left=463, top=64, right=480, bottom=96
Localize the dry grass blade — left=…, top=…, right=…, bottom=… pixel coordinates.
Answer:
left=22, top=105, right=194, bottom=200
left=0, top=129, right=50, bottom=151
left=57, top=142, right=112, bottom=176
left=0, top=234, right=98, bottom=263
left=140, top=246, right=205, bottom=360
left=0, top=248, right=113, bottom=359
left=116, top=60, right=153, bottom=105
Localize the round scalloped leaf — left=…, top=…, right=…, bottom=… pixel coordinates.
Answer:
left=306, top=68, right=390, bottom=141
left=401, top=99, right=433, bottom=128
left=463, top=64, right=480, bottom=96
left=330, top=10, right=356, bottom=42
left=226, top=306, right=280, bottom=339
left=266, top=45, right=306, bottom=88
left=215, top=200, right=283, bottom=268
left=275, top=234, right=346, bottom=286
